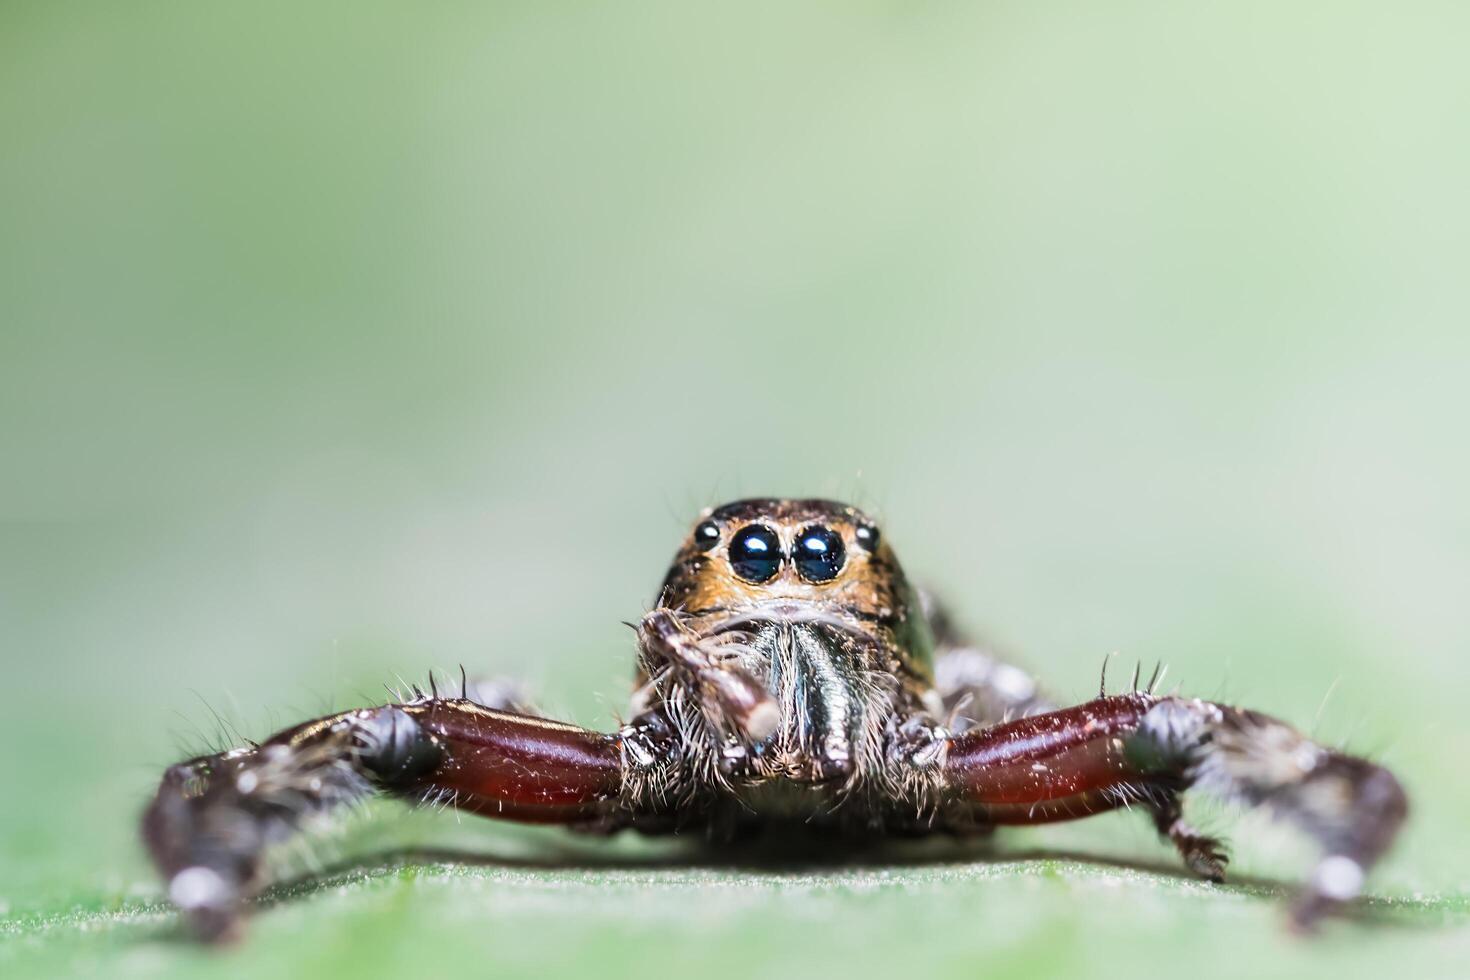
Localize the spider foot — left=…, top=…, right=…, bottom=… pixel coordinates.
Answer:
left=1165, top=820, right=1230, bottom=882
left=1290, top=855, right=1369, bottom=933
left=1150, top=796, right=1228, bottom=882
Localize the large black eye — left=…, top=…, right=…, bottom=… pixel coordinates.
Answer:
left=795, top=525, right=845, bottom=582
left=728, top=524, right=782, bottom=583
left=854, top=523, right=880, bottom=552
left=693, top=520, right=721, bottom=552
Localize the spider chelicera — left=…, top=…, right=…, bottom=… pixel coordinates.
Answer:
left=144, top=498, right=1407, bottom=940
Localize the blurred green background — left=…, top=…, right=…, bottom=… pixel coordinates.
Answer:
left=3, top=2, right=1468, bottom=977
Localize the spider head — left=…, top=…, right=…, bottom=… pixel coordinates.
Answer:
left=659, top=498, right=902, bottom=612
left=640, top=502, right=934, bottom=787
left=667, top=499, right=929, bottom=667
left=653, top=500, right=936, bottom=782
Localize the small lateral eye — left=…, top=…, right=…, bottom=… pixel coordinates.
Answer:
left=795, top=525, right=845, bottom=583
left=854, top=523, right=880, bottom=552
left=728, top=524, right=782, bottom=583
left=693, top=520, right=721, bottom=551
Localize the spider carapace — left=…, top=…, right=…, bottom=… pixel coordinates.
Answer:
left=144, top=498, right=1407, bottom=940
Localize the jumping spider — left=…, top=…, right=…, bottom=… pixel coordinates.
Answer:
left=144, top=498, right=1407, bottom=940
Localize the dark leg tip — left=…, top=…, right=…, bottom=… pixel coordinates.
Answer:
left=1287, top=893, right=1333, bottom=935
left=1177, top=833, right=1230, bottom=883
left=163, top=865, right=247, bottom=944
left=186, top=906, right=245, bottom=945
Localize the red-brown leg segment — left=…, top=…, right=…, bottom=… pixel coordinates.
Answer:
left=941, top=692, right=1408, bottom=928
left=143, top=698, right=626, bottom=940
left=402, top=699, right=622, bottom=822
left=943, top=693, right=1163, bottom=823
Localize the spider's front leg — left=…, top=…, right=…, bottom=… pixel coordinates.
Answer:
left=940, top=693, right=1408, bottom=929
left=143, top=696, right=661, bottom=941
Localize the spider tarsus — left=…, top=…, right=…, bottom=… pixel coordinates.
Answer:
left=1154, top=804, right=1230, bottom=882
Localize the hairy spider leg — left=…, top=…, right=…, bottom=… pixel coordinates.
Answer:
left=941, top=693, right=1408, bottom=929
left=142, top=698, right=628, bottom=941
